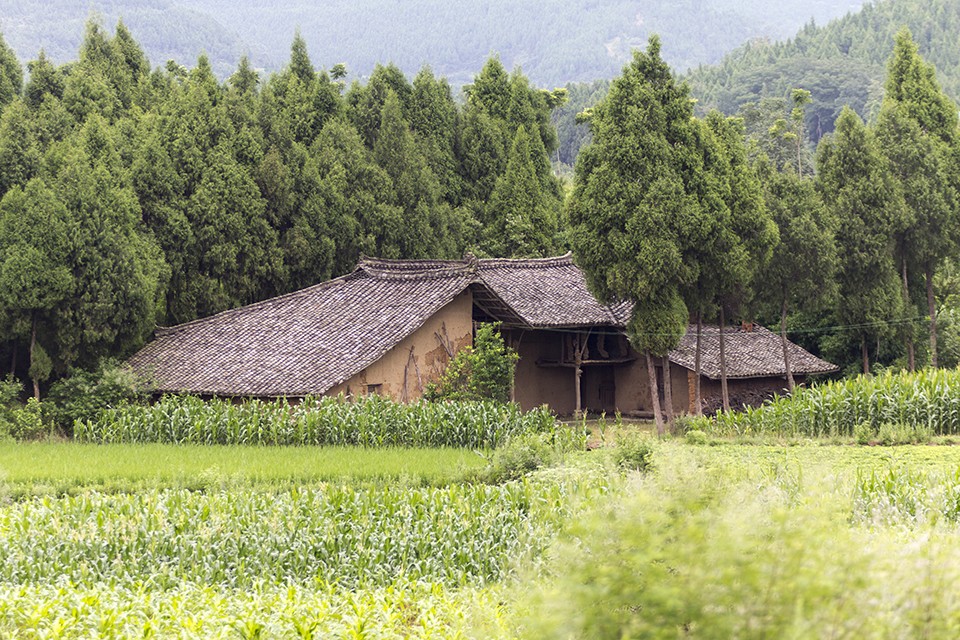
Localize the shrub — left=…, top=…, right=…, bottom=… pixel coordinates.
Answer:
left=11, top=398, right=46, bottom=440
left=425, top=323, right=518, bottom=403
left=613, top=433, right=655, bottom=472
left=685, top=429, right=708, bottom=445
left=46, top=361, right=152, bottom=432
left=0, top=376, right=20, bottom=437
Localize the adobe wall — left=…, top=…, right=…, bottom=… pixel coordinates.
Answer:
left=508, top=330, right=690, bottom=417
left=510, top=330, right=578, bottom=414
left=328, top=291, right=473, bottom=401
left=616, top=357, right=689, bottom=416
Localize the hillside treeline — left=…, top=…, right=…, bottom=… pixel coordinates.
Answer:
left=1, top=0, right=863, bottom=86
left=686, top=0, right=960, bottom=142
left=0, top=23, right=567, bottom=394
left=555, top=0, right=960, bottom=169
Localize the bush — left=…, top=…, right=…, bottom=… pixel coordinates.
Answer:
left=685, top=429, right=708, bottom=445
left=613, top=433, right=655, bottom=472
left=425, top=323, right=518, bottom=403
left=11, top=398, right=46, bottom=440
left=46, top=361, right=152, bottom=432
left=481, top=427, right=587, bottom=483
left=0, top=376, right=20, bottom=436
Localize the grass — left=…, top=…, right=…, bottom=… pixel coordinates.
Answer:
left=0, top=442, right=486, bottom=496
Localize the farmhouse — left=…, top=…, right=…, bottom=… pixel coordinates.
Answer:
left=129, top=254, right=837, bottom=415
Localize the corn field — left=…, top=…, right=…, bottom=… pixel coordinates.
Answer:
left=0, top=483, right=558, bottom=590
left=0, top=581, right=510, bottom=638
left=691, top=369, right=960, bottom=438
left=76, top=394, right=558, bottom=448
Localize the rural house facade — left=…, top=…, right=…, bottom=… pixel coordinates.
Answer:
left=129, top=254, right=838, bottom=415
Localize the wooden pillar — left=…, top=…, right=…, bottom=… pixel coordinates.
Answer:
left=574, top=333, right=582, bottom=417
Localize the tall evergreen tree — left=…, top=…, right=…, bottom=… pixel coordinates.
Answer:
left=568, top=37, right=706, bottom=433
left=817, top=107, right=904, bottom=374
left=0, top=33, right=22, bottom=108
left=24, top=51, right=64, bottom=109
left=875, top=28, right=959, bottom=368
left=755, top=161, right=837, bottom=390
left=40, top=116, right=167, bottom=369
left=484, top=126, right=558, bottom=257
left=0, top=179, right=75, bottom=397
left=0, top=100, right=40, bottom=197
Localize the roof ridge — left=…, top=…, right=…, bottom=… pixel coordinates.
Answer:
left=478, top=252, right=573, bottom=269
left=357, top=256, right=475, bottom=280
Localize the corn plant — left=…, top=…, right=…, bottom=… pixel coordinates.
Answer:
left=0, top=483, right=563, bottom=590
left=76, top=394, right=559, bottom=449
left=697, top=369, right=960, bottom=439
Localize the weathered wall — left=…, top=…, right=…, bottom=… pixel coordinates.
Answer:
left=509, top=329, right=577, bottom=414
left=329, top=291, right=473, bottom=401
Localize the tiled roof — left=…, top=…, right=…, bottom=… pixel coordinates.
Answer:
left=129, top=255, right=837, bottom=396
left=668, top=324, right=839, bottom=380
left=129, top=267, right=473, bottom=397
left=478, top=254, right=630, bottom=327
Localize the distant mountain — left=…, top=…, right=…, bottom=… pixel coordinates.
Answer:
left=1, top=0, right=863, bottom=86
left=685, top=0, right=960, bottom=140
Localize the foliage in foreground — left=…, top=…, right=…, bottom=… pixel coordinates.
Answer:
left=685, top=368, right=960, bottom=439
left=523, top=445, right=960, bottom=639
left=425, top=323, right=518, bottom=404
left=76, top=394, right=558, bottom=449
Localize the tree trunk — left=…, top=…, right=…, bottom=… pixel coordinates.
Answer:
left=927, top=265, right=938, bottom=369
left=694, top=311, right=703, bottom=416
left=646, top=350, right=664, bottom=436
left=662, top=355, right=674, bottom=426
left=8, top=343, right=16, bottom=378
left=861, top=337, right=870, bottom=376
left=29, top=316, right=39, bottom=401
left=719, top=306, right=730, bottom=412
left=780, top=297, right=795, bottom=392
left=902, top=257, right=915, bottom=372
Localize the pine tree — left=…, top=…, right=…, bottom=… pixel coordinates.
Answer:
left=485, top=126, right=557, bottom=257
left=568, top=37, right=704, bottom=433
left=875, top=29, right=959, bottom=368
left=817, top=107, right=904, bottom=374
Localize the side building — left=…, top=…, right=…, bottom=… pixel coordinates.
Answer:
left=129, top=254, right=837, bottom=415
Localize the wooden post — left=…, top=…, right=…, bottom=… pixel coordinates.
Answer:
left=574, top=333, right=582, bottom=417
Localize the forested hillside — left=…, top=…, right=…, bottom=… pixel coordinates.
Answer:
left=686, top=0, right=960, bottom=141
left=1, top=0, right=863, bottom=85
